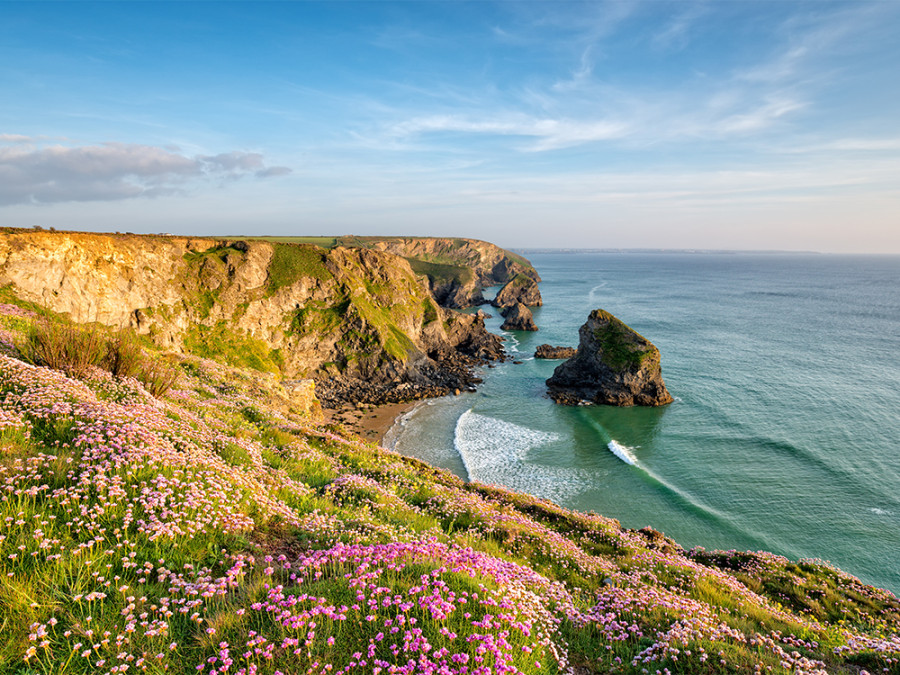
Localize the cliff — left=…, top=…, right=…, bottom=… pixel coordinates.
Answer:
left=499, top=302, right=537, bottom=331
left=547, top=308, right=674, bottom=406
left=358, top=236, right=539, bottom=308
left=0, top=229, right=503, bottom=404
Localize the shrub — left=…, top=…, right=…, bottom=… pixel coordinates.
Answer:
left=137, top=357, right=180, bottom=397
left=104, top=330, right=145, bottom=378
left=21, top=320, right=179, bottom=398
left=21, top=321, right=105, bottom=376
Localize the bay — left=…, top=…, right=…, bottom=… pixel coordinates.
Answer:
left=386, top=252, right=900, bottom=594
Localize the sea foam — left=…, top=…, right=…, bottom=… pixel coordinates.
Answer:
left=453, top=410, right=589, bottom=501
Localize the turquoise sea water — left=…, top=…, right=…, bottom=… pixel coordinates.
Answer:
left=386, top=253, right=900, bottom=594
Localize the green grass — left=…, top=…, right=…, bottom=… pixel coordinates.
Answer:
left=266, top=243, right=333, bottom=295
left=183, top=321, right=282, bottom=373
left=407, top=258, right=475, bottom=285
left=592, top=310, right=655, bottom=370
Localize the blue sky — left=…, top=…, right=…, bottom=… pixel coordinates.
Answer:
left=1, top=1, right=899, bottom=252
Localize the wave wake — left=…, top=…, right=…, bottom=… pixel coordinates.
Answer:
left=588, top=282, right=608, bottom=303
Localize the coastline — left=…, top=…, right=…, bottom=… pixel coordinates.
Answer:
left=323, top=400, right=420, bottom=445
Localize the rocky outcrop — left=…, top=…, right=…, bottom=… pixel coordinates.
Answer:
left=534, top=344, right=576, bottom=359
left=492, top=273, right=542, bottom=308
left=546, top=309, right=673, bottom=406
left=363, top=237, right=538, bottom=308
left=500, top=303, right=537, bottom=331
left=365, top=237, right=539, bottom=285
left=425, top=271, right=486, bottom=309
left=0, top=229, right=505, bottom=406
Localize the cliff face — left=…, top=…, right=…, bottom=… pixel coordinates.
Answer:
left=0, top=230, right=503, bottom=404
left=492, top=273, right=543, bottom=308
left=364, top=237, right=539, bottom=308
left=546, top=309, right=673, bottom=406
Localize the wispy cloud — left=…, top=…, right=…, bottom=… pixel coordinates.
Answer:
left=652, top=3, right=708, bottom=52
left=0, top=138, right=291, bottom=205
left=388, top=114, right=629, bottom=151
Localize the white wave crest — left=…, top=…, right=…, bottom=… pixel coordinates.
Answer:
left=607, top=439, right=639, bottom=466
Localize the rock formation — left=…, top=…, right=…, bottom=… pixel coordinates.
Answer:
left=492, top=273, right=542, bottom=308
left=546, top=309, right=673, bottom=406
left=0, top=229, right=505, bottom=406
left=363, top=236, right=540, bottom=309
left=534, top=344, right=576, bottom=359
left=499, top=303, right=537, bottom=331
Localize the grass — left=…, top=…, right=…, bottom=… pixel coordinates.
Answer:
left=591, top=309, right=655, bottom=370
left=19, top=321, right=180, bottom=397
left=182, top=321, right=282, bottom=374
left=407, top=258, right=475, bottom=285
left=266, top=242, right=333, bottom=295
left=20, top=322, right=106, bottom=377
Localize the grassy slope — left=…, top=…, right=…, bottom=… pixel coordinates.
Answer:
left=0, top=294, right=899, bottom=675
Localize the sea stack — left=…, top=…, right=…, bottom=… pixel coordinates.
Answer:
left=500, top=302, right=537, bottom=331
left=546, top=309, right=673, bottom=406
left=492, top=273, right=542, bottom=308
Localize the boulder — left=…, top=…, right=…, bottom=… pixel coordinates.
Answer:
left=534, top=344, right=576, bottom=359
left=500, top=303, right=537, bottom=331
left=492, top=273, right=542, bottom=308
left=546, top=309, right=672, bottom=406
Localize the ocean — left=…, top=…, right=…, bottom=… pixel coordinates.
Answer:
left=385, top=252, right=900, bottom=594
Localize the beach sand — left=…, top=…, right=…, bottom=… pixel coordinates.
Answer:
left=323, top=400, right=419, bottom=445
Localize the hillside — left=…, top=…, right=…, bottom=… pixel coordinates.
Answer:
left=1, top=287, right=900, bottom=675
left=247, top=235, right=540, bottom=308
left=0, top=230, right=505, bottom=406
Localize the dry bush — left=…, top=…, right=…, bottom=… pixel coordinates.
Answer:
left=137, top=357, right=180, bottom=397
left=104, top=331, right=145, bottom=378
left=21, top=321, right=105, bottom=377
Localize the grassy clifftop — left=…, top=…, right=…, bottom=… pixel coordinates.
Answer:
left=1, top=292, right=899, bottom=675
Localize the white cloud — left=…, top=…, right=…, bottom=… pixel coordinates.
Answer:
left=0, top=138, right=291, bottom=205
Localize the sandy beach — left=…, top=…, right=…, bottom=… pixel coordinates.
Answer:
left=323, top=400, right=420, bottom=445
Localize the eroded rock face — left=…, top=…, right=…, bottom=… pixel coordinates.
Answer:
left=428, top=276, right=486, bottom=309
left=500, top=303, right=537, bottom=331
left=0, top=230, right=505, bottom=406
left=546, top=309, right=673, bottom=406
left=367, top=237, right=540, bottom=287
left=492, top=273, right=542, bottom=308
left=534, top=344, right=576, bottom=359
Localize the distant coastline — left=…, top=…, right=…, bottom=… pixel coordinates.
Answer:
left=512, top=247, right=824, bottom=255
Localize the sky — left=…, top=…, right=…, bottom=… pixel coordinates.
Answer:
left=1, top=1, right=899, bottom=253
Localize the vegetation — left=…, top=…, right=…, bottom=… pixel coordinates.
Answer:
left=1, top=291, right=899, bottom=675
left=17, top=319, right=179, bottom=398
left=407, top=258, right=474, bottom=286
left=183, top=321, right=283, bottom=374
left=266, top=243, right=333, bottom=295
left=593, top=310, right=655, bottom=370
